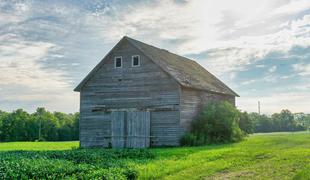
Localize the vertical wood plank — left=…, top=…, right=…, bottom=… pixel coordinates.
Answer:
left=111, top=111, right=125, bottom=148
left=145, top=111, right=151, bottom=147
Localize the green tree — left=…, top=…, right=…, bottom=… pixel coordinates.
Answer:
left=271, top=113, right=281, bottom=132
left=0, top=108, right=79, bottom=142
left=72, top=112, right=80, bottom=140
left=33, top=108, right=59, bottom=141
left=280, top=109, right=294, bottom=131
left=250, top=110, right=307, bottom=133
left=239, top=111, right=254, bottom=134
left=250, top=113, right=273, bottom=133
left=0, top=110, right=9, bottom=141
left=0, top=109, right=31, bottom=141
left=54, top=112, right=77, bottom=141
left=25, top=117, right=39, bottom=141
left=294, top=113, right=308, bottom=131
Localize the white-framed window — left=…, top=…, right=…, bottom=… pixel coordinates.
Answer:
left=132, top=55, right=140, bottom=67
left=114, top=56, right=122, bottom=68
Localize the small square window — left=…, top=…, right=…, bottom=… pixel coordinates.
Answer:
left=132, top=55, right=140, bottom=67
left=114, top=57, right=122, bottom=68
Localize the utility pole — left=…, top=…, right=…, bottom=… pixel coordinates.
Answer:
left=258, top=101, right=261, bottom=115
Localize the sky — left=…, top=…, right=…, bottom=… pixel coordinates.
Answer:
left=0, top=0, right=309, bottom=114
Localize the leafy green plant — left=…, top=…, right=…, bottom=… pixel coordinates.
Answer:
left=0, top=148, right=154, bottom=179
left=181, top=101, right=245, bottom=146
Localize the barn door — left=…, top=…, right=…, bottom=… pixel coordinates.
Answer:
left=111, top=111, right=126, bottom=148
left=126, top=111, right=150, bottom=148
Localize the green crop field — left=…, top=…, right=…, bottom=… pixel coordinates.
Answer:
left=0, top=132, right=309, bottom=179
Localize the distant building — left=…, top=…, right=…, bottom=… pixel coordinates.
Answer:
left=74, top=36, right=239, bottom=148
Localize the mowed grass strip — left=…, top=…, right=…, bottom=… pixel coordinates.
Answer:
left=0, top=141, right=79, bottom=151
left=137, top=132, right=310, bottom=179
left=0, top=132, right=309, bottom=179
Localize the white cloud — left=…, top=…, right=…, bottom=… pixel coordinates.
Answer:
left=256, top=64, right=266, bottom=68
left=200, top=13, right=310, bottom=74
left=0, top=1, right=31, bottom=26
left=268, top=66, right=277, bottom=73
left=280, top=75, right=295, bottom=79
left=0, top=34, right=78, bottom=112
left=7, top=0, right=307, bottom=76
left=0, top=34, right=62, bottom=88
left=293, top=63, right=310, bottom=76
left=81, top=0, right=310, bottom=75
left=128, top=1, right=281, bottom=48
left=272, top=0, right=310, bottom=15
left=241, top=79, right=257, bottom=85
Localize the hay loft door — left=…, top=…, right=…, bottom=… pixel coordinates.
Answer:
left=111, top=111, right=150, bottom=148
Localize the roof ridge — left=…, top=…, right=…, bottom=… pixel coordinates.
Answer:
left=125, top=36, right=196, bottom=63
left=125, top=36, right=238, bottom=97
left=190, top=60, right=239, bottom=96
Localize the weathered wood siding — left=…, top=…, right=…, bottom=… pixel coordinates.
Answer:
left=80, top=41, right=183, bottom=147
left=180, top=87, right=235, bottom=130
left=79, top=110, right=111, bottom=147
left=151, top=111, right=184, bottom=146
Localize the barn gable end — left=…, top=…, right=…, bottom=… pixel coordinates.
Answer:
left=79, top=39, right=184, bottom=147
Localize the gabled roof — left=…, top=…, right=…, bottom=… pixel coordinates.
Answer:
left=74, top=36, right=239, bottom=97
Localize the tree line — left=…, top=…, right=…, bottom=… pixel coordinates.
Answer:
left=0, top=107, right=309, bottom=142
left=0, top=108, right=79, bottom=142
left=247, top=110, right=310, bottom=133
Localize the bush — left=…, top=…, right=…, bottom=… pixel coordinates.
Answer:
left=181, top=101, right=246, bottom=146
left=180, top=133, right=198, bottom=146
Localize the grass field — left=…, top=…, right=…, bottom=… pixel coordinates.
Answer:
left=0, top=132, right=309, bottom=179
left=0, top=141, right=78, bottom=151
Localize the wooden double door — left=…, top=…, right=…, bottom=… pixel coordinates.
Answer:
left=111, top=111, right=150, bottom=148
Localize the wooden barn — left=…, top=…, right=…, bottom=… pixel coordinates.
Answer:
left=74, top=36, right=239, bottom=148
